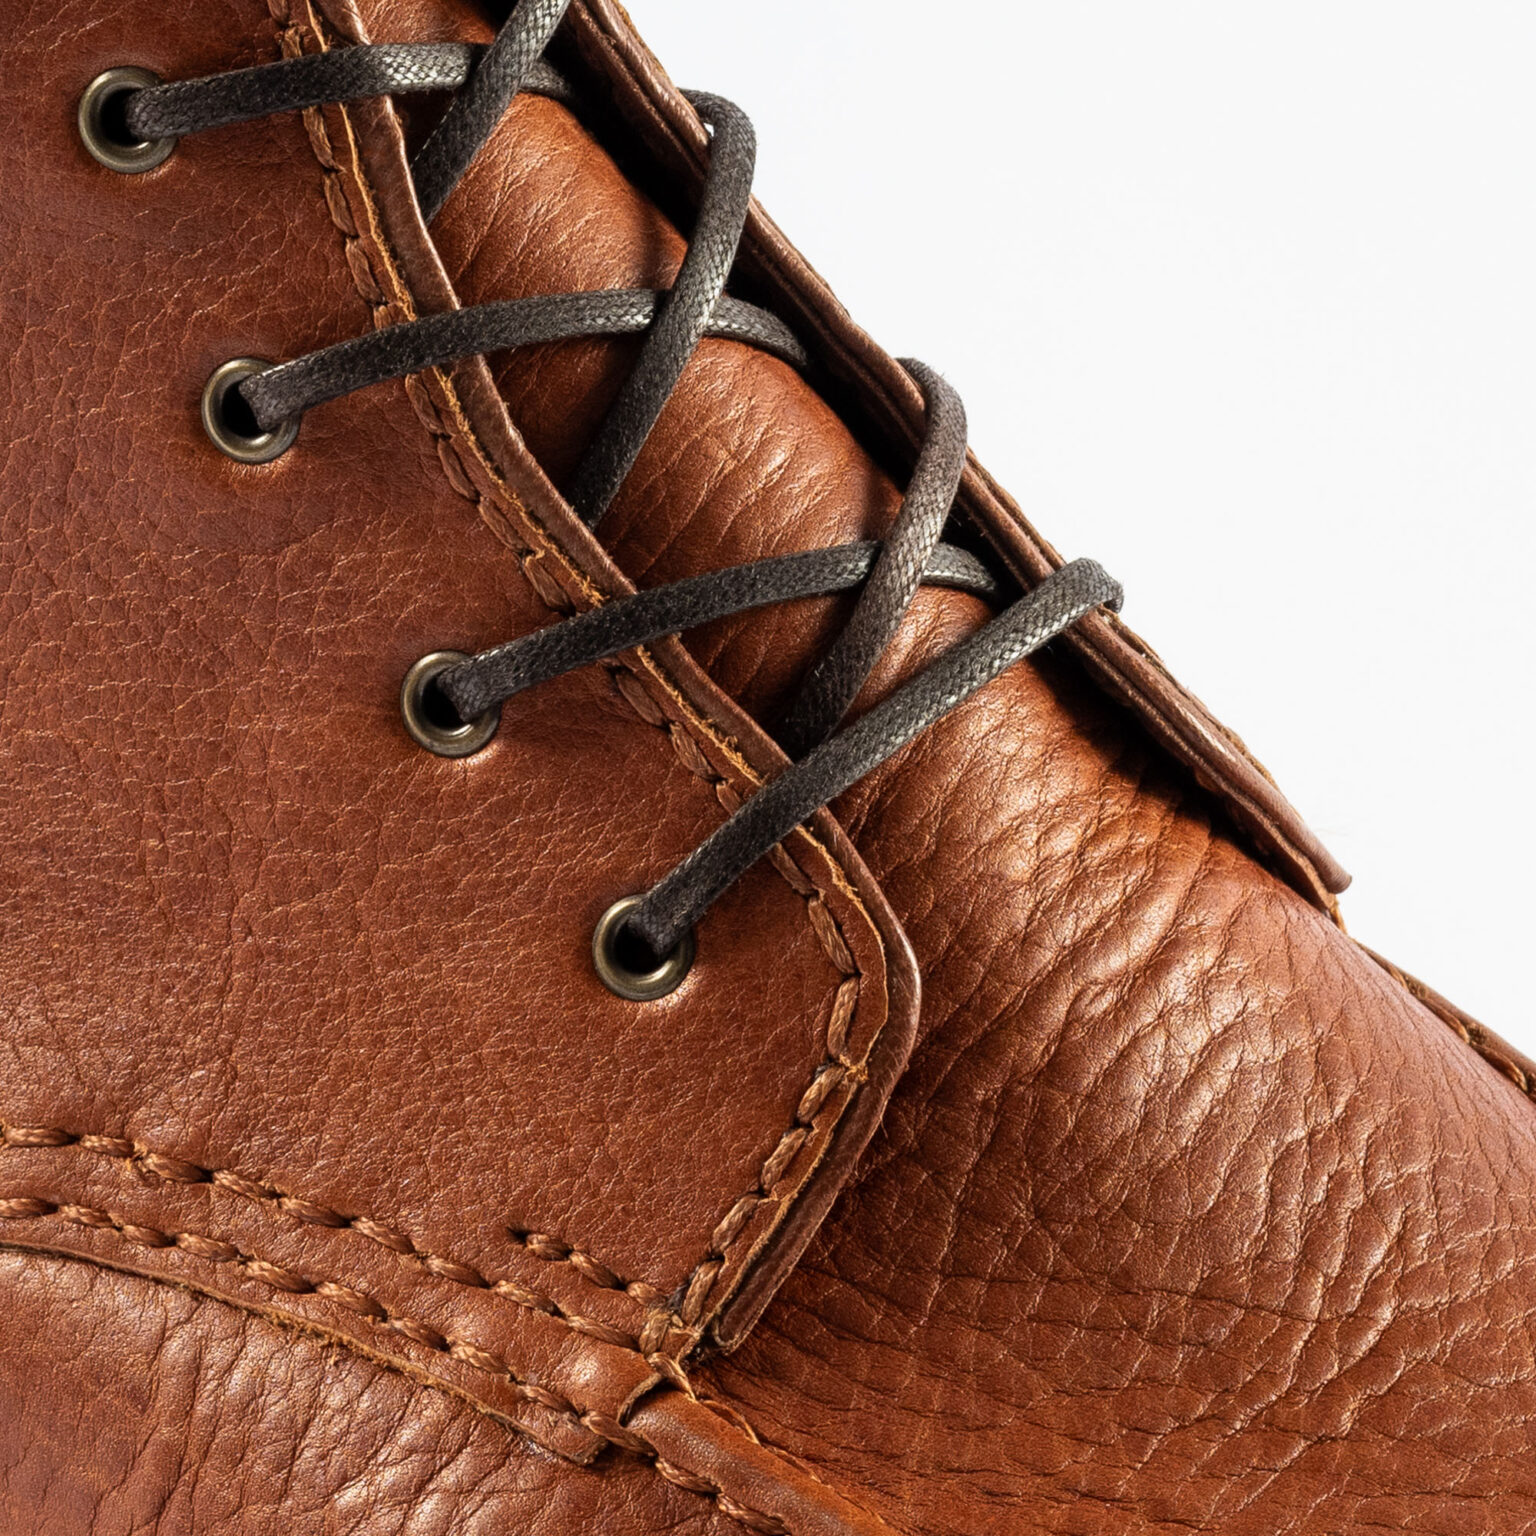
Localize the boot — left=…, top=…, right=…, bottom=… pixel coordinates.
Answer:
left=3, top=2, right=1531, bottom=1533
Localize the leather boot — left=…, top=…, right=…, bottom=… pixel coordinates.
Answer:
left=3, top=3, right=1531, bottom=1533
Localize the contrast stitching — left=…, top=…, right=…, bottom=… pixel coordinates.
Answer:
left=278, top=0, right=880, bottom=1350
left=668, top=974, right=861, bottom=1344
left=0, top=1202, right=793, bottom=1536
left=0, top=1121, right=649, bottom=1349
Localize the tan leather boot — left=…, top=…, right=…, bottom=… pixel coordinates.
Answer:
left=3, top=3, right=1530, bottom=1533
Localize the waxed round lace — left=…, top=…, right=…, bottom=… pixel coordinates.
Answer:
left=120, top=0, right=1123, bottom=958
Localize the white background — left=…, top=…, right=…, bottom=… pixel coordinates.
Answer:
left=632, top=0, right=1534, bottom=1040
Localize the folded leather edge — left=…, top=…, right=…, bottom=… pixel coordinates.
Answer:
left=0, top=1244, right=901, bottom=1536
left=1363, top=947, right=1536, bottom=1114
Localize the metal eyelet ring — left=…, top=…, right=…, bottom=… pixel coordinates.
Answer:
left=400, top=651, right=500, bottom=758
left=592, top=896, right=695, bottom=1002
left=78, top=67, right=177, bottom=174
left=201, top=359, right=300, bottom=465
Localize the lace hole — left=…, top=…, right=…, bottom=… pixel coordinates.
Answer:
left=78, top=68, right=177, bottom=174
left=400, top=651, right=500, bottom=758
left=201, top=359, right=300, bottom=464
left=592, top=896, right=695, bottom=1002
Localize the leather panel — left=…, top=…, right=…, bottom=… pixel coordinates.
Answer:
left=0, top=1247, right=743, bottom=1535
left=0, top=0, right=912, bottom=1438
left=326, top=3, right=1536, bottom=1528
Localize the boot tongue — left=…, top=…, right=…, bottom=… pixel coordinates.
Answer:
left=349, top=0, right=941, bottom=729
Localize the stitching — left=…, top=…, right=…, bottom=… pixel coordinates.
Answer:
left=276, top=0, right=880, bottom=1351
left=0, top=1121, right=881, bottom=1524
left=249, top=22, right=1526, bottom=1512
left=256, top=9, right=662, bottom=1322
left=668, top=976, right=861, bottom=1342
left=690, top=1392, right=899, bottom=1528
left=0, top=1121, right=650, bottom=1349
left=506, top=1220, right=660, bottom=1302
left=0, top=1202, right=793, bottom=1536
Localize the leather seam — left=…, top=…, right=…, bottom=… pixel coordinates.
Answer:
left=0, top=1120, right=651, bottom=1347
left=2, top=1120, right=899, bottom=1529
left=0, top=1237, right=799, bottom=1536
left=257, top=8, right=661, bottom=1326
left=277, top=0, right=882, bottom=1355
left=0, top=1194, right=594, bottom=1406
left=690, top=1392, right=904, bottom=1534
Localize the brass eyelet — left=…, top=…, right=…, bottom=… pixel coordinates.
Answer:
left=201, top=359, right=299, bottom=464
left=400, top=651, right=500, bottom=758
left=592, top=896, right=695, bottom=1002
left=78, top=67, right=176, bottom=174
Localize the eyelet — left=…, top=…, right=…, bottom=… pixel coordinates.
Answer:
left=400, top=651, right=500, bottom=758
left=592, top=896, right=695, bottom=1002
left=201, top=359, right=299, bottom=464
left=78, top=67, right=177, bottom=174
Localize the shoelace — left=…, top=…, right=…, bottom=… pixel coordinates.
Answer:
left=108, top=0, right=1122, bottom=975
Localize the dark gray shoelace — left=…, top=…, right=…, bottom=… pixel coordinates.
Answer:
left=122, top=1, right=1122, bottom=961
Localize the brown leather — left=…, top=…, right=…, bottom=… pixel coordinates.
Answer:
left=1, top=0, right=1531, bottom=1532
left=0, top=1247, right=788, bottom=1536
left=4, top=0, right=935, bottom=1424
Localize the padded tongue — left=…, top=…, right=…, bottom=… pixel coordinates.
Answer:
left=338, top=0, right=1351, bottom=914
left=329, top=0, right=1358, bottom=929
left=345, top=0, right=941, bottom=732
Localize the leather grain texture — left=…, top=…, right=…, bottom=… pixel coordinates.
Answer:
left=2, top=0, right=1533, bottom=1531
left=0, top=0, right=919, bottom=1466
left=0, top=1247, right=762, bottom=1535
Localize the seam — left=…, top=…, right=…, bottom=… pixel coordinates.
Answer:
left=0, top=1230, right=795, bottom=1536
left=1365, top=947, right=1536, bottom=1109
left=0, top=1119, right=884, bottom=1523
left=279, top=0, right=883, bottom=1354
left=691, top=1392, right=902, bottom=1534
left=0, top=1119, right=650, bottom=1348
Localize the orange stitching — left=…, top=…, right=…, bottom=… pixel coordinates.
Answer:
left=254, top=26, right=1531, bottom=1530
left=0, top=1120, right=646, bottom=1348
left=0, top=1196, right=792, bottom=1536
left=0, top=1193, right=581, bottom=1409
left=4, top=1121, right=900, bottom=1529
left=664, top=976, right=860, bottom=1348
left=278, top=0, right=879, bottom=1352
left=292, top=22, right=1491, bottom=1351
left=506, top=1221, right=662, bottom=1304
